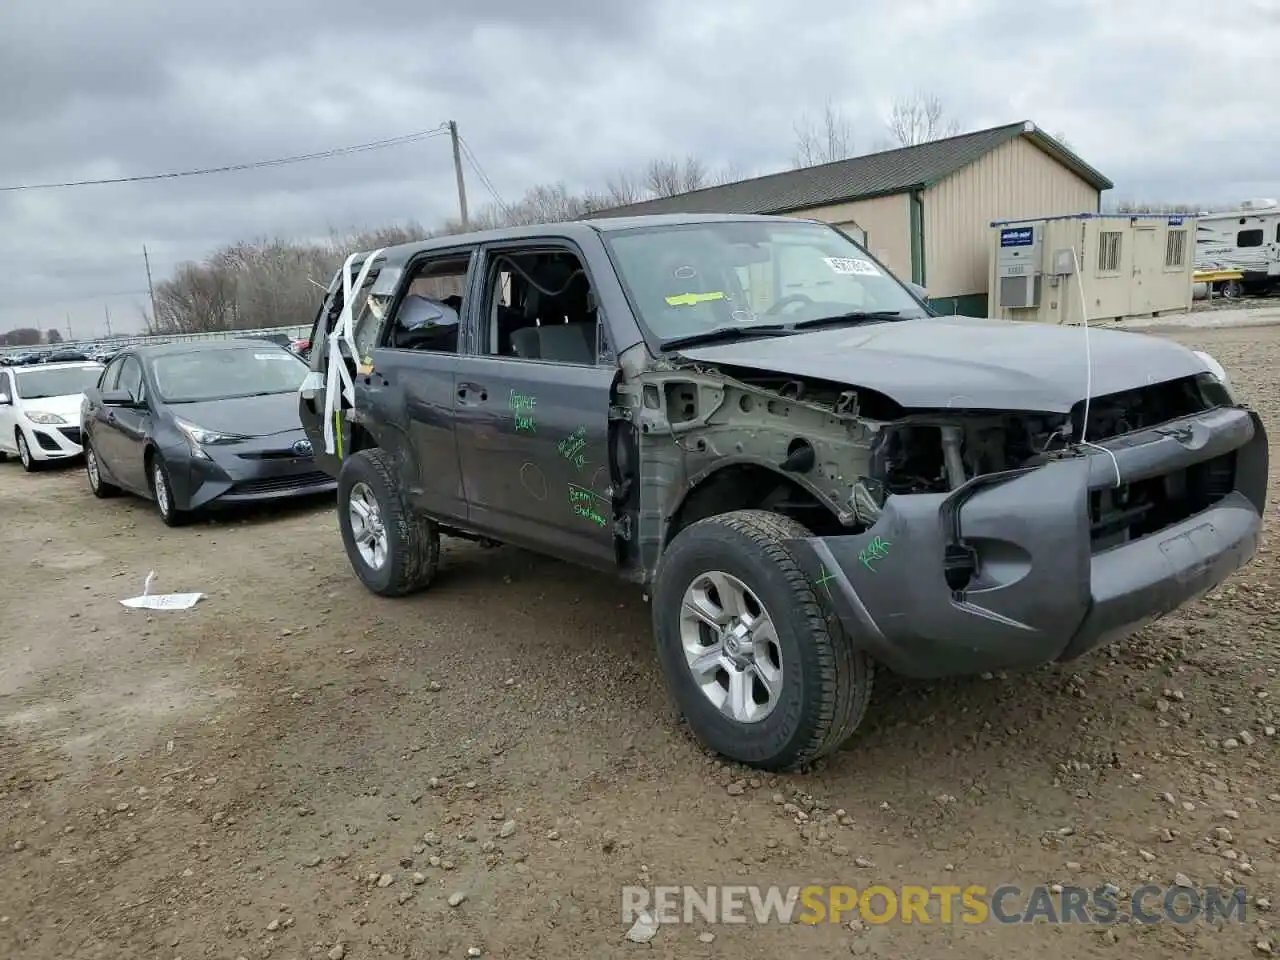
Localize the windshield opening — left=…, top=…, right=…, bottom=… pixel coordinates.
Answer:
left=13, top=364, right=104, bottom=400
left=152, top=346, right=309, bottom=403
left=604, top=220, right=928, bottom=346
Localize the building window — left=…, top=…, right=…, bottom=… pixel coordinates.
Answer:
left=1165, top=229, right=1187, bottom=268
left=1238, top=229, right=1264, bottom=248
left=1098, top=231, right=1122, bottom=273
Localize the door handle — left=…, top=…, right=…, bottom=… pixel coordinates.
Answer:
left=457, top=383, right=488, bottom=404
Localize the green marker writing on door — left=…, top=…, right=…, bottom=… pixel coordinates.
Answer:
left=509, top=390, right=537, bottom=433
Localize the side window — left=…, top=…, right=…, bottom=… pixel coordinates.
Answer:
left=1237, top=229, right=1264, bottom=248
left=117, top=358, right=144, bottom=402
left=350, top=269, right=392, bottom=359
left=478, top=246, right=602, bottom=366
left=382, top=253, right=473, bottom=354
left=101, top=357, right=126, bottom=391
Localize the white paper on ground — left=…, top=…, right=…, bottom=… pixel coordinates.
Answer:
left=120, top=570, right=204, bottom=610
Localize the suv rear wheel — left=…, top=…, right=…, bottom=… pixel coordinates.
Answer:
left=337, top=448, right=440, bottom=596
left=652, top=509, right=873, bottom=771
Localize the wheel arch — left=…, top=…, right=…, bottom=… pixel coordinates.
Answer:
left=142, top=441, right=160, bottom=483
left=662, top=457, right=847, bottom=551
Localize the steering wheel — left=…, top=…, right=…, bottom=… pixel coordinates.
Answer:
left=764, top=293, right=815, bottom=316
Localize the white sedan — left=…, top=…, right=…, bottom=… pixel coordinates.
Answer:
left=0, top=361, right=105, bottom=471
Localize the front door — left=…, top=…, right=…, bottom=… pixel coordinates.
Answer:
left=452, top=242, right=617, bottom=571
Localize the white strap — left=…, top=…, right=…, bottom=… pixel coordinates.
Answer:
left=320, top=249, right=385, bottom=455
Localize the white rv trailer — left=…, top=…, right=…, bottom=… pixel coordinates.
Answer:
left=1193, top=199, right=1280, bottom=297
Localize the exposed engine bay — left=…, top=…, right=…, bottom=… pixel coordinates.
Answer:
left=619, top=358, right=1236, bottom=572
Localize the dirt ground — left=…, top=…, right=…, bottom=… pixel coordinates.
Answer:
left=2, top=326, right=1278, bottom=960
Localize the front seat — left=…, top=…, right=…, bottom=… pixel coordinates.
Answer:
left=393, top=295, right=460, bottom=351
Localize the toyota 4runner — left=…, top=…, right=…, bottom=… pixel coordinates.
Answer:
left=298, top=213, right=1268, bottom=771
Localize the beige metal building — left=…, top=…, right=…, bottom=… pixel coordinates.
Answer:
left=988, top=214, right=1197, bottom=324
left=597, top=120, right=1113, bottom=316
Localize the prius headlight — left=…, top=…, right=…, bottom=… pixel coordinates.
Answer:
left=175, top=418, right=250, bottom=459
left=1193, top=350, right=1235, bottom=402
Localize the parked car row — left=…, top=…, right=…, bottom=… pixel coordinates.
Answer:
left=0, top=347, right=104, bottom=366
left=0, top=338, right=336, bottom=524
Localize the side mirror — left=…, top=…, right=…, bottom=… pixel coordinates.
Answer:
left=0, top=393, right=10, bottom=405
left=102, top=389, right=138, bottom=407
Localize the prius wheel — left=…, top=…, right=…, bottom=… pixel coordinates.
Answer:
left=652, top=509, right=873, bottom=772
left=16, top=431, right=39, bottom=473
left=337, top=447, right=439, bottom=597
left=85, top=443, right=120, bottom=498
left=150, top=455, right=188, bottom=527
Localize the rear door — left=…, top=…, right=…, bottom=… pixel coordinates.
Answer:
left=363, top=247, right=476, bottom=524
left=84, top=355, right=126, bottom=476
left=299, top=261, right=379, bottom=478
left=96, top=356, right=152, bottom=491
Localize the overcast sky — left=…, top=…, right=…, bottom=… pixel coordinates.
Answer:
left=0, top=0, right=1275, bottom=338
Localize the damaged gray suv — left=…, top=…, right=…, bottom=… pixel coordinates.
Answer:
left=299, top=213, right=1268, bottom=771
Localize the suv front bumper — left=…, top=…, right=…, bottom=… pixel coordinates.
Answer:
left=785, top=407, right=1268, bottom=679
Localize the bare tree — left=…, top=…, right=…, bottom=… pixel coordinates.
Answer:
left=886, top=91, right=961, bottom=147
left=644, top=156, right=708, bottom=198
left=151, top=261, right=239, bottom=334
left=148, top=151, right=758, bottom=334
left=45, top=328, right=62, bottom=343
left=712, top=161, right=749, bottom=186
left=604, top=170, right=644, bottom=206
left=792, top=100, right=857, bottom=168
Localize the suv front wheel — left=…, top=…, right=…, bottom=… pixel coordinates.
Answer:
left=337, top=448, right=440, bottom=597
left=652, top=509, right=873, bottom=771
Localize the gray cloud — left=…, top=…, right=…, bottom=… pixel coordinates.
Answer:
left=0, top=0, right=1275, bottom=336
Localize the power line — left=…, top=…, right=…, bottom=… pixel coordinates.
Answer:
left=0, top=126, right=451, bottom=193
left=457, top=135, right=510, bottom=214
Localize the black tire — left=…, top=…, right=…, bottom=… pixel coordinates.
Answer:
left=16, top=430, right=40, bottom=472
left=85, top=442, right=120, bottom=498
left=149, top=454, right=189, bottom=527
left=652, top=509, right=873, bottom=771
left=337, top=448, right=439, bottom=597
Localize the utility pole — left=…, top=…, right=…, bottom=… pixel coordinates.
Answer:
left=103, top=304, right=113, bottom=338
left=65, top=312, right=73, bottom=341
left=448, top=120, right=469, bottom=229
left=143, top=244, right=158, bottom=326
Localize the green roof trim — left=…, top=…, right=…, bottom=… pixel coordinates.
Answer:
left=594, top=121, right=1113, bottom=219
